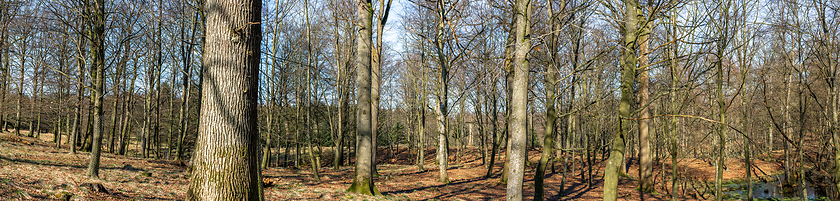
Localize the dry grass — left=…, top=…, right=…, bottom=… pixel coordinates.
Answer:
left=0, top=130, right=783, bottom=200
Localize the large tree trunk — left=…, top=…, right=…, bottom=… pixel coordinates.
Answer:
left=603, top=0, right=638, bottom=200
left=433, top=0, right=450, bottom=183
left=346, top=0, right=379, bottom=195
left=85, top=0, right=106, bottom=179
left=506, top=0, right=530, bottom=199
left=185, top=0, right=263, bottom=199
left=637, top=14, right=654, bottom=193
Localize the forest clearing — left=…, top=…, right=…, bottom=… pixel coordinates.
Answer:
left=2, top=0, right=840, bottom=200
left=0, top=130, right=794, bottom=200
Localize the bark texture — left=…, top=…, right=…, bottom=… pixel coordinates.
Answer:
left=505, top=0, right=530, bottom=199
left=186, top=0, right=263, bottom=200
left=346, top=0, right=379, bottom=195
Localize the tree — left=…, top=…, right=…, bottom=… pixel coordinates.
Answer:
left=84, top=0, right=106, bottom=178
left=346, top=0, right=380, bottom=195
left=303, top=0, right=320, bottom=182
left=371, top=0, right=393, bottom=178
left=603, top=0, right=639, bottom=200
left=185, top=0, right=263, bottom=199
left=432, top=0, right=451, bottom=183
left=70, top=19, right=85, bottom=154
left=711, top=0, right=733, bottom=198
left=636, top=2, right=654, bottom=193
left=535, top=0, right=559, bottom=199
left=505, top=0, right=530, bottom=199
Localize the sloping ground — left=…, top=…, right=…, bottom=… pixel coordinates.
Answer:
left=0, top=131, right=782, bottom=200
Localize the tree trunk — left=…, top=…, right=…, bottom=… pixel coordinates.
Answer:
left=506, top=0, right=530, bottom=199
left=14, top=36, right=26, bottom=136
left=418, top=88, right=426, bottom=171
left=262, top=108, right=272, bottom=169
left=346, top=0, right=379, bottom=195
left=85, top=0, right=106, bottom=178
left=637, top=14, right=654, bottom=193
left=667, top=10, right=680, bottom=200
left=0, top=29, right=6, bottom=133
left=119, top=70, right=138, bottom=156
left=432, top=0, right=451, bottom=184
left=604, top=0, right=638, bottom=200
left=536, top=1, right=558, bottom=199
left=186, top=0, right=263, bottom=199
left=303, top=0, right=320, bottom=181
left=176, top=8, right=197, bottom=161
left=485, top=92, right=499, bottom=178
left=371, top=0, right=393, bottom=177
left=71, top=26, right=87, bottom=154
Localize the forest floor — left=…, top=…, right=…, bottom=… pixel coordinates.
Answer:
left=0, top=130, right=785, bottom=200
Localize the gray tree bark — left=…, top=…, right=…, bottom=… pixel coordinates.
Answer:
left=346, top=0, right=379, bottom=195
left=185, top=0, right=263, bottom=199
left=505, top=0, right=530, bottom=199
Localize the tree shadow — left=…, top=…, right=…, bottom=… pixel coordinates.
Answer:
left=0, top=154, right=125, bottom=171
left=384, top=176, right=485, bottom=195
left=559, top=178, right=602, bottom=200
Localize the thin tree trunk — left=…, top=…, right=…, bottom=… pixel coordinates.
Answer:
left=303, top=0, right=320, bottom=181
left=667, top=11, right=680, bottom=200
left=485, top=92, right=499, bottom=178
left=370, top=0, right=393, bottom=177
left=119, top=70, right=138, bottom=155
left=536, top=1, right=559, bottom=198
left=0, top=30, right=6, bottom=133
left=176, top=8, right=197, bottom=162
left=262, top=107, right=273, bottom=169
left=108, top=90, right=120, bottom=153
left=14, top=37, right=26, bottom=136
left=71, top=27, right=87, bottom=154
left=713, top=4, right=730, bottom=197
left=85, top=0, right=107, bottom=178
